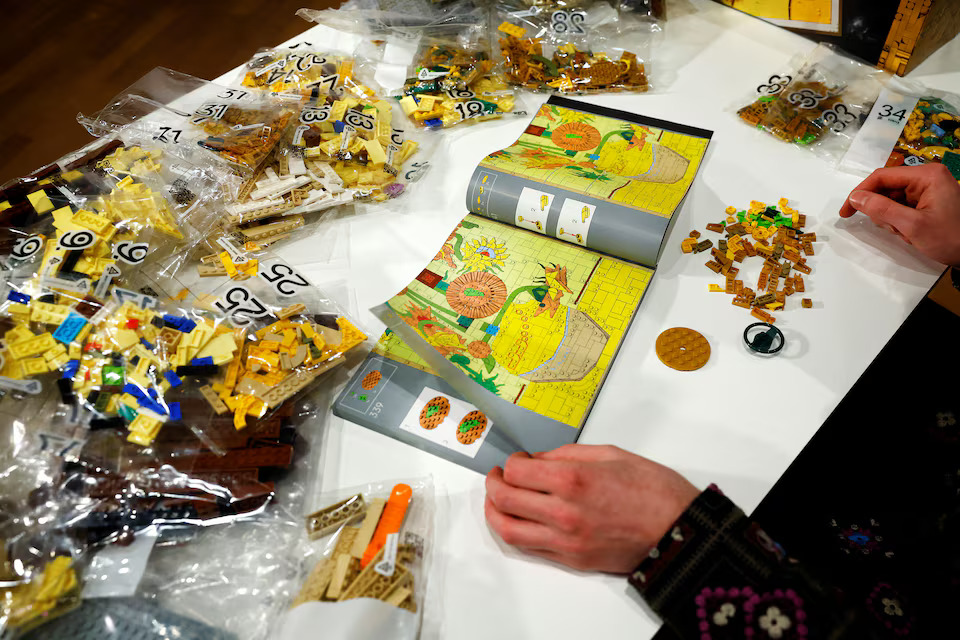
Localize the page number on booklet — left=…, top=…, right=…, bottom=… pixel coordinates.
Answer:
left=515, top=187, right=553, bottom=235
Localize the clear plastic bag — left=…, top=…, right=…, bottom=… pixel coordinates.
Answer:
left=78, top=67, right=303, bottom=174
left=120, top=244, right=368, bottom=454
left=841, top=79, right=960, bottom=178
left=742, top=44, right=890, bottom=160
left=493, top=0, right=655, bottom=93
left=271, top=478, right=435, bottom=640
left=237, top=48, right=376, bottom=103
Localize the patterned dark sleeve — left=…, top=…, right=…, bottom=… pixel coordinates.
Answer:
left=628, top=485, right=853, bottom=639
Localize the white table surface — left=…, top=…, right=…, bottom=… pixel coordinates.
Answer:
left=220, top=2, right=960, bottom=638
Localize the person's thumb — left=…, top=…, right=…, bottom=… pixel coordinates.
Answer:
left=848, top=190, right=917, bottom=238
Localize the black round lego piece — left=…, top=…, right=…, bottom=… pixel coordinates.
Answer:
left=743, top=322, right=785, bottom=355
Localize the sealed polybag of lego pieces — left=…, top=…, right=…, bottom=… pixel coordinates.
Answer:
left=748, top=44, right=890, bottom=158
left=271, top=478, right=435, bottom=640
left=282, top=98, right=425, bottom=206
left=493, top=0, right=654, bottom=93
left=96, top=252, right=369, bottom=452
left=237, top=47, right=377, bottom=103
left=78, top=67, right=303, bottom=175
left=733, top=53, right=808, bottom=133
left=0, top=424, right=91, bottom=638
left=841, top=79, right=960, bottom=179
left=396, top=40, right=517, bottom=129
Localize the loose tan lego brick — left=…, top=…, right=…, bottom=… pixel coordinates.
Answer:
left=705, top=223, right=724, bottom=233
left=689, top=230, right=701, bottom=239
left=802, top=241, right=815, bottom=256
left=705, top=260, right=722, bottom=274
left=801, top=298, right=813, bottom=308
left=794, top=275, right=805, bottom=293
left=199, top=385, right=229, bottom=414
left=793, top=261, right=812, bottom=275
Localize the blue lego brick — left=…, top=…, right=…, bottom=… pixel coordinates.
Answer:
left=333, top=120, right=345, bottom=133
left=190, top=356, right=214, bottom=366
left=163, top=371, right=182, bottom=388
left=62, top=359, right=80, bottom=379
left=7, top=291, right=29, bottom=304
left=140, top=338, right=155, bottom=350
left=53, top=313, right=87, bottom=344
left=168, top=402, right=182, bottom=422
left=424, top=118, right=443, bottom=128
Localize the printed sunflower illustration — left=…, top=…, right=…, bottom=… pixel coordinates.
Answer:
left=461, top=236, right=509, bottom=272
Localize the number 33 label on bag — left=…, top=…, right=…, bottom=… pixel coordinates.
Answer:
left=258, top=260, right=311, bottom=297
left=215, top=286, right=270, bottom=326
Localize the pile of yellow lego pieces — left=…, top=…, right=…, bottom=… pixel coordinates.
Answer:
left=0, top=322, right=74, bottom=380
left=399, top=77, right=515, bottom=129
left=242, top=52, right=355, bottom=95
left=73, top=302, right=242, bottom=446
left=215, top=315, right=366, bottom=431
left=302, top=99, right=418, bottom=200
left=0, top=556, right=79, bottom=634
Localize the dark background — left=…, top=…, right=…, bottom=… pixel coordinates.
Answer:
left=0, top=0, right=339, bottom=184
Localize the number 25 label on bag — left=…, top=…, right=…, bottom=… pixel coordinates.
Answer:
left=258, top=260, right=311, bottom=298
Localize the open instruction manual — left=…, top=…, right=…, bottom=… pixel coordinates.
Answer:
left=334, top=96, right=712, bottom=473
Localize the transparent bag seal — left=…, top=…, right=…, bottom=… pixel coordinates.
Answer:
left=492, top=0, right=657, bottom=93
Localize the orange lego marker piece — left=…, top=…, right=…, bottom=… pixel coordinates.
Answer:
left=360, top=483, right=413, bottom=567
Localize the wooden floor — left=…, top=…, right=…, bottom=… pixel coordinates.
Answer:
left=0, top=0, right=339, bottom=183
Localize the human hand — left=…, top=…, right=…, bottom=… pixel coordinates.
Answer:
left=484, top=444, right=700, bottom=573
left=839, top=164, right=960, bottom=266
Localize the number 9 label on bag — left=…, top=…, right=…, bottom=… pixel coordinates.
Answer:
left=215, top=286, right=271, bottom=326
left=258, top=260, right=311, bottom=297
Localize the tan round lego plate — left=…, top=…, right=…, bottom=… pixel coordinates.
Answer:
left=655, top=327, right=710, bottom=371
left=419, top=396, right=450, bottom=430
left=456, top=410, right=488, bottom=445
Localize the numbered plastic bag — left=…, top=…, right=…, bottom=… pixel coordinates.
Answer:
left=741, top=44, right=890, bottom=159
left=78, top=67, right=303, bottom=174
left=116, top=243, right=368, bottom=454
left=493, top=0, right=655, bottom=93
left=271, top=478, right=436, bottom=640
left=841, top=79, right=960, bottom=178
left=236, top=47, right=376, bottom=102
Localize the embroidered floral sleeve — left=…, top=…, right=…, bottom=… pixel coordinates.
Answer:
left=628, top=486, right=852, bottom=639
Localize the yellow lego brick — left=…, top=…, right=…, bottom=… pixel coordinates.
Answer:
left=195, top=333, right=238, bottom=365
left=19, top=357, right=49, bottom=376
left=119, top=393, right=139, bottom=410
left=128, top=412, right=162, bottom=442
left=498, top=21, right=526, bottom=37
left=126, top=370, right=149, bottom=388
left=6, top=302, right=31, bottom=316
left=71, top=210, right=115, bottom=238
left=68, top=343, right=81, bottom=359
left=30, top=302, right=72, bottom=325
left=47, top=353, right=70, bottom=370
left=127, top=431, right=155, bottom=446
left=395, top=139, right=418, bottom=165
left=363, top=139, right=387, bottom=165
left=335, top=317, right=366, bottom=352
left=399, top=95, right=418, bottom=116
left=9, top=332, right=57, bottom=359
left=43, top=344, right=67, bottom=362
left=708, top=284, right=725, bottom=292
left=112, top=329, right=139, bottom=351
left=27, top=190, right=54, bottom=214
left=5, top=325, right=34, bottom=344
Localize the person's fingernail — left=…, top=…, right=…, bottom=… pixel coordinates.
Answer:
left=849, top=190, right=870, bottom=210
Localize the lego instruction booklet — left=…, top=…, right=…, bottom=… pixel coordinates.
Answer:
left=335, top=97, right=712, bottom=473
